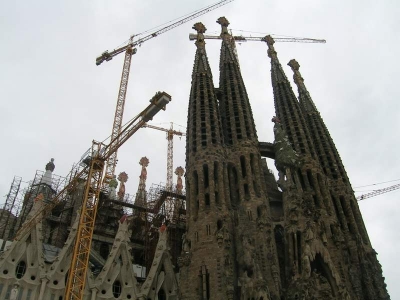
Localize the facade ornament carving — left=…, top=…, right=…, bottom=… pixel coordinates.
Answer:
left=117, top=171, right=128, bottom=200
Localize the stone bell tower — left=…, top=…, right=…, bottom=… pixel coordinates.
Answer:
left=179, top=21, right=234, bottom=299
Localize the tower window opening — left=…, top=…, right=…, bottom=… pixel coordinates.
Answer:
left=306, top=169, right=314, bottom=190
left=214, top=162, right=218, bottom=183
left=195, top=231, right=199, bottom=242
left=247, top=210, right=253, bottom=221
left=215, top=192, right=219, bottom=205
left=244, top=184, right=250, bottom=197
left=296, top=232, right=302, bottom=274
left=158, top=288, right=167, bottom=300
left=317, top=174, right=326, bottom=197
left=297, top=170, right=306, bottom=190
left=313, top=195, right=319, bottom=208
left=206, top=224, right=211, bottom=236
left=16, top=260, right=26, bottom=279
left=205, top=194, right=210, bottom=207
left=203, top=164, right=209, bottom=189
left=194, top=171, right=199, bottom=195
left=217, top=220, right=223, bottom=230
left=240, top=156, right=247, bottom=178
left=112, top=280, right=122, bottom=298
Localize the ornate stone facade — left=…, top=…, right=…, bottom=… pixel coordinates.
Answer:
left=0, top=17, right=390, bottom=300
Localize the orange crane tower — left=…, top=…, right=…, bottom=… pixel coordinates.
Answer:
left=98, top=0, right=235, bottom=185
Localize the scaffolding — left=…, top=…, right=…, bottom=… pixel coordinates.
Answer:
left=0, top=176, right=22, bottom=245
left=106, top=182, right=186, bottom=277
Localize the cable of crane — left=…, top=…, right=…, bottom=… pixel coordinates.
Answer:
left=354, top=178, right=400, bottom=189
left=131, top=0, right=234, bottom=42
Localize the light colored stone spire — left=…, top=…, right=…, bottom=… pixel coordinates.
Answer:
left=41, top=158, right=55, bottom=186
left=134, top=157, right=149, bottom=207
left=175, top=166, right=184, bottom=195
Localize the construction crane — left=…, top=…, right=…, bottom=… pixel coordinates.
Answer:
left=13, top=92, right=171, bottom=300
left=142, top=123, right=185, bottom=190
left=97, top=0, right=235, bottom=185
left=356, top=183, right=400, bottom=201
left=142, top=123, right=185, bottom=219
left=189, top=33, right=326, bottom=44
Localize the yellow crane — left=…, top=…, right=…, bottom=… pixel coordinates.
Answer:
left=14, top=92, right=171, bottom=300
left=99, top=0, right=235, bottom=185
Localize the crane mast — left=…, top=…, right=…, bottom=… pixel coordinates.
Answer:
left=104, top=45, right=137, bottom=184
left=64, top=92, right=171, bottom=300
left=142, top=123, right=185, bottom=190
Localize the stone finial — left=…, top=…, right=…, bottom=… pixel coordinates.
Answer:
left=192, top=22, right=206, bottom=34
left=139, top=156, right=149, bottom=168
left=217, top=16, right=230, bottom=36
left=117, top=171, right=128, bottom=200
left=192, top=22, right=206, bottom=48
left=264, top=35, right=275, bottom=46
left=217, top=16, right=230, bottom=27
left=175, top=166, right=184, bottom=193
left=139, top=157, right=149, bottom=181
left=118, top=172, right=129, bottom=183
left=175, top=166, right=184, bottom=177
left=288, top=59, right=305, bottom=87
left=288, top=59, right=300, bottom=71
left=264, top=35, right=277, bottom=59
left=45, top=158, right=55, bottom=172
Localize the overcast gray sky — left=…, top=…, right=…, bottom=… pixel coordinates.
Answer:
left=1, top=0, right=399, bottom=297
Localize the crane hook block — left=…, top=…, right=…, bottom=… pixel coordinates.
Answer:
left=142, top=92, right=171, bottom=122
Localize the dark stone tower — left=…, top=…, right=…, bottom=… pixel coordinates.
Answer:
left=217, top=17, right=279, bottom=298
left=180, top=18, right=389, bottom=300
left=179, top=22, right=232, bottom=299
left=287, top=59, right=389, bottom=300
left=266, top=36, right=389, bottom=299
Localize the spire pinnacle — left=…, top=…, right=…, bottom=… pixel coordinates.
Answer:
left=288, top=59, right=317, bottom=112
left=217, top=16, right=230, bottom=36
left=265, top=35, right=278, bottom=61
left=192, top=22, right=206, bottom=48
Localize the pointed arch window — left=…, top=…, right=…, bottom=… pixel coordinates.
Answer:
left=15, top=260, right=26, bottom=279
left=112, top=280, right=122, bottom=298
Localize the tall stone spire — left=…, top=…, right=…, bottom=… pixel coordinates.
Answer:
left=266, top=36, right=315, bottom=158
left=287, top=60, right=390, bottom=300
left=186, top=22, right=224, bottom=155
left=216, top=17, right=281, bottom=298
left=288, top=59, right=348, bottom=182
left=41, top=158, right=55, bottom=186
left=218, top=17, right=257, bottom=144
left=180, top=22, right=231, bottom=300
left=134, top=157, right=149, bottom=207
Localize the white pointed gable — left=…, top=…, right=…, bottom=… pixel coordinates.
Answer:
left=94, top=215, right=139, bottom=299
left=139, top=226, right=178, bottom=300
